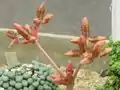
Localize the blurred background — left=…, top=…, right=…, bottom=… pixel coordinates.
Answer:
left=0, top=0, right=111, bottom=73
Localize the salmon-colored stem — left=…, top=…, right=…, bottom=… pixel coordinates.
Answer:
left=67, top=84, right=74, bottom=90
left=73, top=61, right=82, bottom=79
left=8, top=39, right=17, bottom=48
left=35, top=41, right=65, bottom=77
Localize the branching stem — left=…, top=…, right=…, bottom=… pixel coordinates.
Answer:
left=35, top=41, right=65, bottom=77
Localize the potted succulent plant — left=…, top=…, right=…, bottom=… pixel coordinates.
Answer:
left=3, top=1, right=112, bottom=90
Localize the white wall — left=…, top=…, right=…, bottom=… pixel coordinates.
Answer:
left=112, top=0, right=120, bottom=41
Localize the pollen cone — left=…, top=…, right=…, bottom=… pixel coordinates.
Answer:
left=64, top=50, right=81, bottom=57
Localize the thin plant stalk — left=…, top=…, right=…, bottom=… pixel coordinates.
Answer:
left=67, top=84, right=74, bottom=90
left=8, top=39, right=17, bottom=48
left=73, top=61, right=82, bottom=79
left=35, top=41, right=65, bottom=77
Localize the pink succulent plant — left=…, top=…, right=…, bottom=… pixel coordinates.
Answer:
left=6, top=1, right=53, bottom=48
left=5, top=2, right=112, bottom=90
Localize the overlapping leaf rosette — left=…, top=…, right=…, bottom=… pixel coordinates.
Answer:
left=0, top=60, right=59, bottom=90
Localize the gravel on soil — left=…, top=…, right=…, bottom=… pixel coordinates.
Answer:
left=58, top=67, right=107, bottom=90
